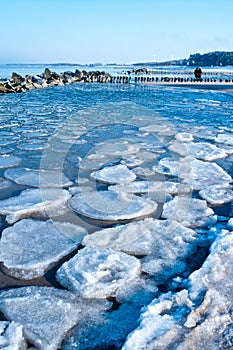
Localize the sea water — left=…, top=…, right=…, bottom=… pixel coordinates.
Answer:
left=0, top=83, right=233, bottom=189
left=0, top=63, right=133, bottom=79
left=1, top=63, right=233, bottom=79
left=0, top=82, right=233, bottom=348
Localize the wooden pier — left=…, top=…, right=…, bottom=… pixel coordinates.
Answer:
left=107, top=75, right=233, bottom=91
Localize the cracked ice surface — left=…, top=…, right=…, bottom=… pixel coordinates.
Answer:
left=109, top=181, right=191, bottom=196
left=83, top=218, right=157, bottom=256
left=0, top=286, right=111, bottom=350
left=0, top=90, right=233, bottom=349
left=140, top=219, right=199, bottom=278
left=175, top=132, right=194, bottom=142
left=152, top=157, right=180, bottom=176
left=91, top=164, right=136, bottom=184
left=169, top=141, right=227, bottom=161
left=154, top=156, right=233, bottom=205
left=94, top=141, right=140, bottom=156
left=0, top=178, right=12, bottom=190
left=122, top=229, right=233, bottom=350
left=162, top=196, right=217, bottom=228
left=214, top=133, right=233, bottom=146
left=132, top=166, right=155, bottom=178
left=0, top=188, right=71, bottom=224
left=83, top=217, right=195, bottom=253
left=0, top=219, right=83, bottom=279
left=83, top=218, right=199, bottom=282
left=153, top=156, right=232, bottom=192
left=177, top=157, right=233, bottom=204
left=139, top=124, right=176, bottom=136
left=0, top=155, right=21, bottom=169
left=69, top=190, right=157, bottom=221
left=56, top=247, right=141, bottom=299
left=180, top=157, right=232, bottom=186
left=4, top=167, right=72, bottom=188
left=199, top=187, right=233, bottom=205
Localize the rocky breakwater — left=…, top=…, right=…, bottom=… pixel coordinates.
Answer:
left=0, top=68, right=112, bottom=94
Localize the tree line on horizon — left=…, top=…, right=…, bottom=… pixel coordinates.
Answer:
left=186, top=51, right=233, bottom=66
left=134, top=51, right=233, bottom=67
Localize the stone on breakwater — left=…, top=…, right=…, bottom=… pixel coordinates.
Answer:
left=0, top=81, right=14, bottom=93
left=0, top=68, right=112, bottom=94
left=44, top=68, right=52, bottom=80
left=11, top=72, right=25, bottom=84
left=0, top=82, right=8, bottom=93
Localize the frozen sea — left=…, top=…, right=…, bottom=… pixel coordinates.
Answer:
left=0, top=79, right=233, bottom=349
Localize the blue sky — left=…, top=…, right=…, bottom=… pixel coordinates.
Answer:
left=0, top=0, right=232, bottom=64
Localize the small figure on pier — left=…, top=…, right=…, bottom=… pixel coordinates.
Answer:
left=194, top=67, right=202, bottom=80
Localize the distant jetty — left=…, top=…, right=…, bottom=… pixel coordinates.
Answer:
left=1, top=68, right=233, bottom=94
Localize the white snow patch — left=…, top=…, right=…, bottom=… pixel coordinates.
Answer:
left=83, top=218, right=155, bottom=256
left=120, top=157, right=144, bottom=168
left=56, top=247, right=141, bottom=299
left=179, top=157, right=232, bottom=191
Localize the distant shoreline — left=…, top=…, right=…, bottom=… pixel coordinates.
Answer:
left=1, top=67, right=233, bottom=95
